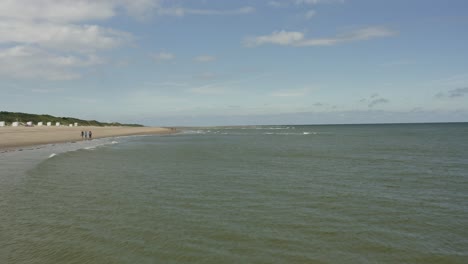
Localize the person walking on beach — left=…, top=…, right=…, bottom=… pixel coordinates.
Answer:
left=89, top=131, right=92, bottom=140
left=84, top=130, right=88, bottom=139
left=81, top=131, right=84, bottom=139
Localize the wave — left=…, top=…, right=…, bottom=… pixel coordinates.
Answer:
left=1, top=137, right=123, bottom=164
left=1, top=139, right=123, bottom=176
left=254, top=127, right=295, bottom=130
left=263, top=132, right=318, bottom=136
left=179, top=130, right=210, bottom=135
left=178, top=129, right=324, bottom=136
left=220, top=126, right=295, bottom=130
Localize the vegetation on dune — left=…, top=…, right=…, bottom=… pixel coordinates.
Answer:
left=0, top=111, right=143, bottom=127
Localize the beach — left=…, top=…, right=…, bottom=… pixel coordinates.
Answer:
left=0, top=126, right=174, bottom=150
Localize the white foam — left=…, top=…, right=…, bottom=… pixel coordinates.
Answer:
left=252, top=127, right=285, bottom=130
left=1, top=137, right=127, bottom=164
left=180, top=130, right=208, bottom=135
left=263, top=131, right=317, bottom=136
left=177, top=127, right=322, bottom=137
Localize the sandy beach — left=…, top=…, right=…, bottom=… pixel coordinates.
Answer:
left=0, top=126, right=174, bottom=150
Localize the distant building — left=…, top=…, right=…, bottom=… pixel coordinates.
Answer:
left=0, top=121, right=5, bottom=127
left=12, top=122, right=19, bottom=127
left=47, top=122, right=52, bottom=126
left=69, top=124, right=73, bottom=127
left=38, top=122, right=43, bottom=126
left=26, top=121, right=33, bottom=126
left=56, top=122, right=60, bottom=126
left=74, top=123, right=78, bottom=127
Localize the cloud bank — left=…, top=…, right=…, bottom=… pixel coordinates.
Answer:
left=0, top=0, right=253, bottom=80
left=0, top=0, right=143, bottom=80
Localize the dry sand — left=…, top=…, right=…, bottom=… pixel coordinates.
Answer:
left=0, top=126, right=174, bottom=150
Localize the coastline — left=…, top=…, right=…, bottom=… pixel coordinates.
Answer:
left=0, top=126, right=175, bottom=151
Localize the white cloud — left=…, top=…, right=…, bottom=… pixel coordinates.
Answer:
left=0, top=46, right=103, bottom=80
left=269, top=0, right=342, bottom=8
left=244, top=27, right=398, bottom=47
left=339, top=27, right=397, bottom=41
left=187, top=6, right=254, bottom=15
left=194, top=55, right=217, bottom=62
left=305, top=10, right=317, bottom=19
left=0, top=1, right=134, bottom=53
left=244, top=31, right=305, bottom=47
left=0, top=0, right=146, bottom=80
left=268, top=1, right=284, bottom=8
left=0, top=0, right=253, bottom=80
left=268, top=0, right=341, bottom=20
left=0, top=0, right=158, bottom=22
left=122, top=0, right=159, bottom=19
left=1, top=1, right=254, bottom=21
left=0, top=0, right=114, bottom=23
left=151, top=52, right=175, bottom=62
left=295, top=0, right=323, bottom=5
left=157, top=6, right=255, bottom=16
left=294, top=0, right=343, bottom=5
left=0, top=21, right=131, bottom=53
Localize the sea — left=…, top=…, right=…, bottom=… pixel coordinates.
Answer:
left=1, top=123, right=467, bottom=263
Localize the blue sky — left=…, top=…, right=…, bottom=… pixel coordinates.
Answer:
left=1, top=0, right=468, bottom=126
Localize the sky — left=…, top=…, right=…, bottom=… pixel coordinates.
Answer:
left=1, top=0, right=468, bottom=126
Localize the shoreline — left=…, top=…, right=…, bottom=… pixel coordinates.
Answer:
left=0, top=126, right=176, bottom=151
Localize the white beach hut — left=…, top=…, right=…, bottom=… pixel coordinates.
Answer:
left=38, top=122, right=43, bottom=126
left=56, top=122, right=61, bottom=127
left=74, top=123, right=78, bottom=127
left=0, top=121, right=5, bottom=127
left=47, top=122, right=52, bottom=126
left=69, top=124, right=73, bottom=127
left=26, top=121, right=33, bottom=126
left=12, top=122, right=19, bottom=127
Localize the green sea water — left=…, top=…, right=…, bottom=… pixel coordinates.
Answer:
left=1, top=123, right=468, bottom=263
